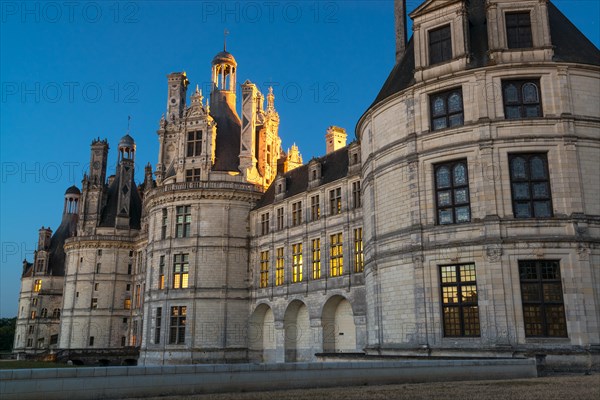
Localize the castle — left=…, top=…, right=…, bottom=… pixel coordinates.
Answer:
left=14, top=0, right=600, bottom=369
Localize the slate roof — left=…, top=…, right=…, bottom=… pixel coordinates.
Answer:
left=255, top=146, right=351, bottom=209
left=368, top=0, right=600, bottom=112
left=98, top=173, right=142, bottom=230
left=46, top=213, right=78, bottom=276
left=212, top=106, right=242, bottom=172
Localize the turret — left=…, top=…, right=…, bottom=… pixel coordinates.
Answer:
left=115, top=134, right=136, bottom=229
left=166, top=72, right=189, bottom=121
left=325, top=126, right=347, bottom=154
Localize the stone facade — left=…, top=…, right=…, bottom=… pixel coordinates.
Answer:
left=13, top=0, right=599, bottom=369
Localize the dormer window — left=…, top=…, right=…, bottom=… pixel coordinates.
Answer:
left=429, top=25, right=452, bottom=65
left=186, top=131, right=202, bottom=157
left=506, top=12, right=533, bottom=49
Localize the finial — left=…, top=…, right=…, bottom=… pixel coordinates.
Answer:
left=224, top=29, right=229, bottom=51
left=195, top=84, right=200, bottom=94
left=127, top=115, right=131, bottom=134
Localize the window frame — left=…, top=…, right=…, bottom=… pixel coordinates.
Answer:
left=291, top=201, right=302, bottom=226
left=353, top=227, right=364, bottom=273
left=311, top=238, right=321, bottom=279
left=518, top=259, right=567, bottom=338
left=276, top=207, right=284, bottom=230
left=260, top=250, right=269, bottom=288
left=158, top=255, right=165, bottom=289
left=429, top=88, right=464, bottom=131
left=329, top=188, right=342, bottom=216
left=428, top=24, right=452, bottom=65
left=175, top=205, right=191, bottom=238
left=172, top=253, right=189, bottom=289
left=434, top=159, right=471, bottom=225
left=310, top=195, right=320, bottom=221
left=352, top=181, right=362, bottom=209
left=169, top=306, right=187, bottom=344
left=275, top=247, right=285, bottom=286
left=155, top=307, right=162, bottom=344
left=260, top=212, right=270, bottom=235
left=439, top=263, right=480, bottom=337
left=292, top=243, right=303, bottom=283
left=329, top=233, right=343, bottom=277
left=508, top=153, right=553, bottom=218
left=505, top=11, right=533, bottom=49
left=502, top=79, right=542, bottom=119
left=186, top=130, right=202, bottom=157
left=185, top=168, right=201, bottom=182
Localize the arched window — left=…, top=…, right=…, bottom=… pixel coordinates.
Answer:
left=52, top=308, right=61, bottom=319
left=503, top=79, right=542, bottom=119
left=435, top=160, right=471, bottom=225
left=430, top=89, right=464, bottom=131
left=40, top=308, right=48, bottom=318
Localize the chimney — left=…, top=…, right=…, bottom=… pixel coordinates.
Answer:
left=325, top=126, right=347, bottom=154
left=395, top=0, right=407, bottom=63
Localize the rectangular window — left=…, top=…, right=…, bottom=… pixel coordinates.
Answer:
left=91, top=298, right=98, bottom=309
left=440, top=264, right=480, bottom=337
left=124, top=298, right=131, bottom=310
left=185, top=168, right=201, bottom=182
left=429, top=24, right=452, bottom=65
left=135, top=284, right=141, bottom=308
left=32, top=298, right=38, bottom=306
left=94, top=283, right=99, bottom=291
left=127, top=264, right=132, bottom=275
left=353, top=228, right=364, bottom=272
left=261, top=213, right=270, bottom=235
left=352, top=181, right=362, bottom=208
left=155, top=307, right=162, bottom=344
left=291, top=201, right=302, bottom=226
left=50, top=334, right=58, bottom=345
left=169, top=306, right=186, bottom=344
left=310, top=195, right=320, bottom=221
left=276, top=207, right=284, bottom=230
left=506, top=12, right=533, bottom=49
left=121, top=336, right=126, bottom=347
left=33, top=279, right=42, bottom=292
left=89, top=336, right=94, bottom=346
left=96, top=263, right=101, bottom=274
left=312, top=238, right=321, bottom=279
left=502, top=79, right=542, bottom=119
left=430, top=88, right=464, bottom=131
left=173, top=253, right=189, bottom=289
left=292, top=243, right=303, bottom=283
left=175, top=205, right=191, bottom=238
left=27, top=338, right=33, bottom=347
left=30, top=310, right=36, bottom=319
left=161, top=208, right=168, bottom=240
left=434, top=160, right=471, bottom=224
left=36, top=260, right=44, bottom=272
left=158, top=255, right=165, bottom=289
left=519, top=260, right=567, bottom=337
left=329, top=233, right=343, bottom=277
left=329, top=188, right=342, bottom=215
left=28, top=325, right=34, bottom=334
left=186, top=130, right=202, bottom=157
left=276, top=247, right=285, bottom=286
left=509, top=153, right=552, bottom=218
left=260, top=250, right=269, bottom=288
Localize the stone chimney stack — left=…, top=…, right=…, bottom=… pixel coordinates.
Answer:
left=395, top=0, right=407, bottom=63
left=325, top=126, right=347, bottom=154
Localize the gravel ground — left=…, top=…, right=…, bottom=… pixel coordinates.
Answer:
left=128, top=374, right=600, bottom=400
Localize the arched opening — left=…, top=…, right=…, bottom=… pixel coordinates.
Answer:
left=284, top=300, right=311, bottom=362
left=248, top=304, right=275, bottom=363
left=322, top=295, right=357, bottom=353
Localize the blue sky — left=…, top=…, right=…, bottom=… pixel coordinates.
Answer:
left=0, top=1, right=598, bottom=317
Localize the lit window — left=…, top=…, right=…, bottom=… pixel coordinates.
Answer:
left=124, top=298, right=131, bottom=310
left=329, top=233, right=343, bottom=277
left=429, top=25, right=452, bottom=65
left=155, top=307, right=162, bottom=344
left=31, top=298, right=38, bottom=306
left=353, top=228, right=364, bottom=272
left=261, top=213, right=270, bottom=235
left=502, top=79, right=542, bottom=119
left=506, top=12, right=532, bottom=49
left=175, top=205, right=191, bottom=238
left=173, top=253, right=189, bottom=289
left=310, top=195, right=320, bottom=221
left=292, top=201, right=302, bottom=226
left=158, top=255, right=165, bottom=290
left=260, top=251, right=269, bottom=288
left=292, top=243, right=303, bottom=283
left=329, top=188, right=342, bottom=215
left=169, top=306, right=186, bottom=344
left=440, top=263, right=480, bottom=337
left=430, top=89, right=464, bottom=131
left=276, top=207, right=284, bottom=230
left=352, top=181, right=361, bottom=209
left=276, top=247, right=285, bottom=286
left=509, top=153, right=552, bottom=218
left=519, top=260, right=567, bottom=337
left=91, top=298, right=98, bottom=309
left=186, top=130, right=202, bottom=157
left=311, top=238, right=321, bottom=279
left=161, top=208, right=168, bottom=240
left=434, top=160, right=471, bottom=224
left=185, top=168, right=201, bottom=182
left=33, top=279, right=42, bottom=292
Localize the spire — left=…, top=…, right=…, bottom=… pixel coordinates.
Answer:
left=267, top=86, right=275, bottom=111
left=224, top=29, right=229, bottom=51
